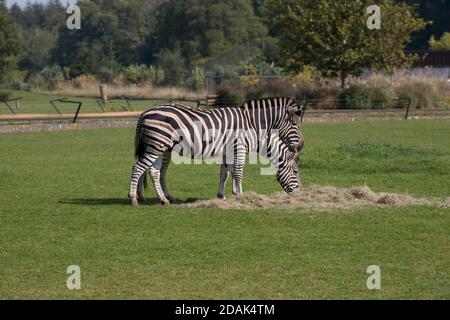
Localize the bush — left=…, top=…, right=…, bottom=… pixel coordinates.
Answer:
left=122, top=64, right=164, bottom=86
left=245, top=88, right=266, bottom=100
left=189, top=67, right=205, bottom=91
left=395, top=81, right=440, bottom=108
left=0, top=91, right=11, bottom=102
left=215, top=83, right=243, bottom=107
left=96, top=67, right=116, bottom=84
left=72, top=74, right=98, bottom=89
left=148, top=66, right=165, bottom=87
left=338, top=84, right=395, bottom=109
left=31, top=65, right=64, bottom=91
left=258, top=78, right=296, bottom=97
left=156, top=49, right=186, bottom=87
left=294, top=84, right=340, bottom=109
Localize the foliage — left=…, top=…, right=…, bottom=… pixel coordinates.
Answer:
left=189, top=66, right=205, bottom=91
left=53, top=0, right=149, bottom=78
left=148, top=66, right=166, bottom=87
left=123, top=65, right=150, bottom=85
left=31, top=65, right=64, bottom=91
left=338, top=84, right=396, bottom=109
left=215, top=83, right=244, bottom=106
left=395, top=81, right=440, bottom=108
left=429, top=32, right=450, bottom=51
left=156, top=49, right=186, bottom=86
left=72, top=74, right=99, bottom=89
left=0, top=90, right=11, bottom=102
left=265, top=0, right=427, bottom=88
left=152, top=0, right=267, bottom=66
left=0, top=0, right=23, bottom=82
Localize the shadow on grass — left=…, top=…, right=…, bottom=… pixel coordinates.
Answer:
left=59, top=197, right=200, bottom=206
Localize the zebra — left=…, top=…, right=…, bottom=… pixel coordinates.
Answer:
left=138, top=100, right=305, bottom=204
left=129, top=97, right=304, bottom=206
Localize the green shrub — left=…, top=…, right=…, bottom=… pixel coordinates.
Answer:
left=189, top=67, right=205, bottom=91
left=395, top=92, right=413, bottom=109
left=156, top=49, right=186, bottom=87
left=122, top=64, right=153, bottom=85
left=215, top=84, right=243, bottom=107
left=258, top=78, right=296, bottom=97
left=396, top=81, right=440, bottom=108
left=245, top=88, right=266, bottom=101
left=338, top=85, right=370, bottom=109
left=148, top=66, right=165, bottom=86
left=0, top=91, right=11, bottom=102
left=338, top=84, right=395, bottom=109
left=367, top=86, right=396, bottom=109
left=31, top=65, right=64, bottom=91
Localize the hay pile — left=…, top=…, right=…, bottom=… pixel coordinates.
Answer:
left=182, top=185, right=437, bottom=210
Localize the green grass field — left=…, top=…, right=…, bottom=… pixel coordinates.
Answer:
left=0, top=90, right=198, bottom=115
left=0, top=120, right=449, bottom=299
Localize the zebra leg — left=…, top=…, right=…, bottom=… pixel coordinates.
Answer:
left=160, top=151, right=175, bottom=203
left=129, top=149, right=164, bottom=207
left=217, top=163, right=232, bottom=199
left=137, top=175, right=146, bottom=203
left=232, top=144, right=247, bottom=197
left=148, top=155, right=171, bottom=205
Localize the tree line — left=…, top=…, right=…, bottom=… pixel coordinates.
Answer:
left=0, top=0, right=449, bottom=88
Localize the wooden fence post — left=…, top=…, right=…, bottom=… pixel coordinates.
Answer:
left=100, top=84, right=108, bottom=104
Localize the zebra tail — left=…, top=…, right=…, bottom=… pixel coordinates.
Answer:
left=134, top=115, right=146, bottom=159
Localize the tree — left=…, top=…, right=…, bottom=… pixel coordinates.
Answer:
left=151, top=0, right=267, bottom=66
left=155, top=49, right=186, bottom=86
left=429, top=33, right=450, bottom=51
left=265, top=0, right=426, bottom=88
left=0, top=0, right=22, bottom=82
left=53, top=0, right=149, bottom=78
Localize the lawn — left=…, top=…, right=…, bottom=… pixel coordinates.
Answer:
left=0, top=90, right=198, bottom=115
left=0, top=120, right=449, bottom=299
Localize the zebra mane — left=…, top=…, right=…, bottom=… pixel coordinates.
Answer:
left=241, top=97, right=297, bottom=109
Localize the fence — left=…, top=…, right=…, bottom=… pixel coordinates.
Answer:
left=1, top=94, right=449, bottom=124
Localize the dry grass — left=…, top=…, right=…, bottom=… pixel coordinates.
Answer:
left=39, top=81, right=206, bottom=100
left=182, top=185, right=438, bottom=211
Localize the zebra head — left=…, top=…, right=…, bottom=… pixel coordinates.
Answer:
left=279, top=98, right=305, bottom=153
left=275, top=142, right=301, bottom=194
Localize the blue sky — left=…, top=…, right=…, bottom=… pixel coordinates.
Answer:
left=6, top=0, right=76, bottom=7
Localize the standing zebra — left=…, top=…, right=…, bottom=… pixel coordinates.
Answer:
left=130, top=97, right=304, bottom=206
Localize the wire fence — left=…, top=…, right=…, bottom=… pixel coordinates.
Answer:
left=1, top=94, right=449, bottom=124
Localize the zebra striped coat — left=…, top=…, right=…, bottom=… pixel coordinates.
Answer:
left=129, top=98, right=304, bottom=206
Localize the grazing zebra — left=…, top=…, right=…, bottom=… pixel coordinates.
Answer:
left=129, top=97, right=304, bottom=206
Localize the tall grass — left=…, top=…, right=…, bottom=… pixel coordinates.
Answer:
left=40, top=82, right=206, bottom=100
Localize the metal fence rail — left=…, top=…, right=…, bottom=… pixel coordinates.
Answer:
left=1, top=97, right=23, bottom=115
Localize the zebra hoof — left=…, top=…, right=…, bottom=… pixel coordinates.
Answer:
left=161, top=199, right=171, bottom=206
left=217, top=194, right=226, bottom=200
left=130, top=198, right=139, bottom=207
